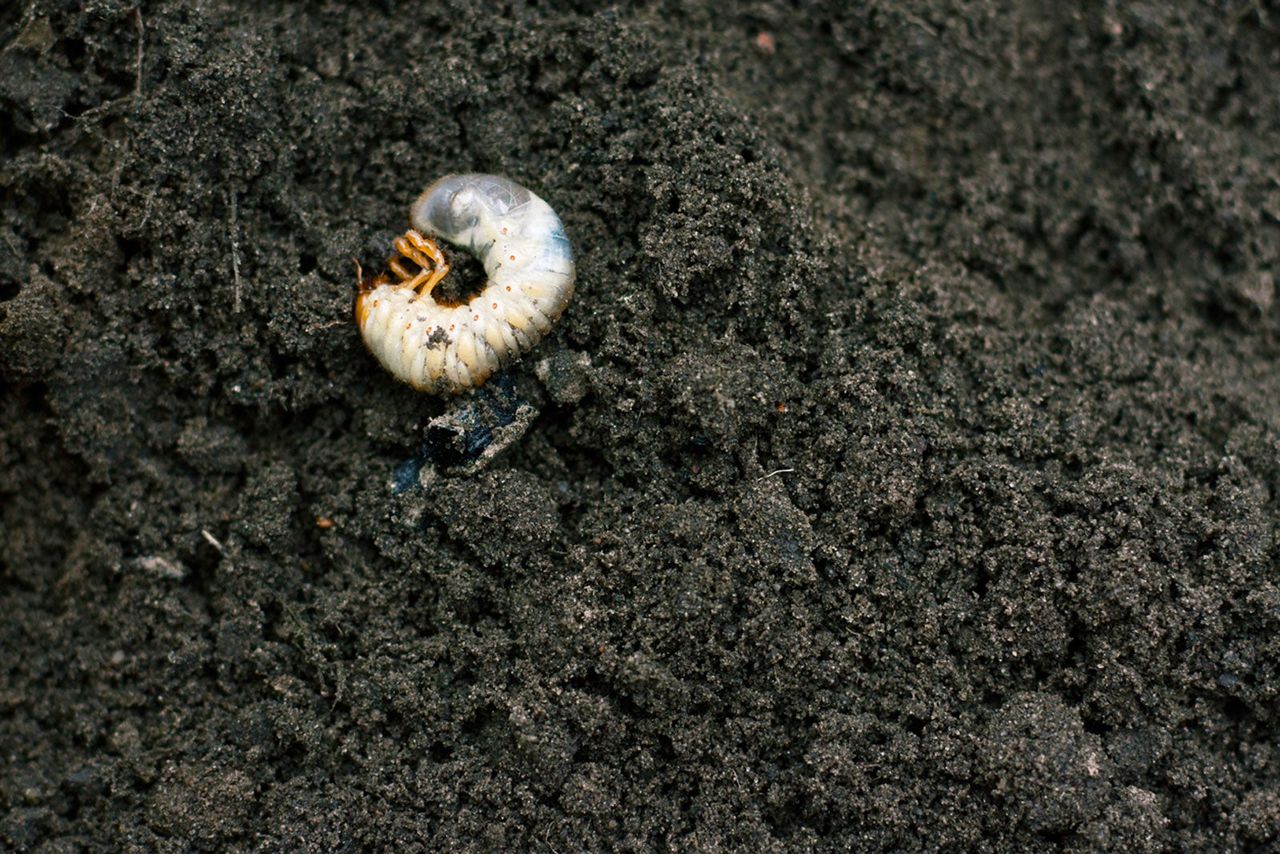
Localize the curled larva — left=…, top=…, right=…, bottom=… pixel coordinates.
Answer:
left=355, top=174, right=576, bottom=394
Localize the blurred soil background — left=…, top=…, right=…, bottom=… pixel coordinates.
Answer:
left=2, top=0, right=1279, bottom=849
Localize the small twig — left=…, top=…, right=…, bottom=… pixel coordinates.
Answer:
left=758, top=468, right=794, bottom=481
left=306, top=319, right=347, bottom=333
left=900, top=10, right=939, bottom=38
left=132, top=7, right=145, bottom=102
left=201, top=529, right=224, bottom=552
left=228, top=188, right=242, bottom=313
left=2, top=229, right=22, bottom=258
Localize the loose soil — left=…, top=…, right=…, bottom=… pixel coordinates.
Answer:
left=2, top=1, right=1279, bottom=850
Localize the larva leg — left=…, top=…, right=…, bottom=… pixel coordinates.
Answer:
left=389, top=231, right=450, bottom=295
left=402, top=231, right=450, bottom=295
left=388, top=242, right=432, bottom=291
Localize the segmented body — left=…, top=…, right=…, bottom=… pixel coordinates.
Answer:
left=356, top=174, right=576, bottom=394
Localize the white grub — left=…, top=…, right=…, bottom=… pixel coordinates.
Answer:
left=356, top=174, right=576, bottom=394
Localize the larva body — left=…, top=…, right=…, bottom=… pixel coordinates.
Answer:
left=356, top=174, right=576, bottom=394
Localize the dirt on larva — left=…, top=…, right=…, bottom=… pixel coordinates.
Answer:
left=2, top=1, right=1279, bottom=850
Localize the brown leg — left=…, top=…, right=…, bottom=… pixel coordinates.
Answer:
left=399, top=231, right=451, bottom=295
left=402, top=230, right=446, bottom=265
left=388, top=257, right=432, bottom=291
left=379, top=230, right=452, bottom=296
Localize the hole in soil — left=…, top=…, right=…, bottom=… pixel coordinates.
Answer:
left=431, top=244, right=487, bottom=306
left=0, top=275, right=20, bottom=302
left=60, top=36, right=87, bottom=64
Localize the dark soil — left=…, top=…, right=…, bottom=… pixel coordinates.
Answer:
left=3, top=1, right=1279, bottom=850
